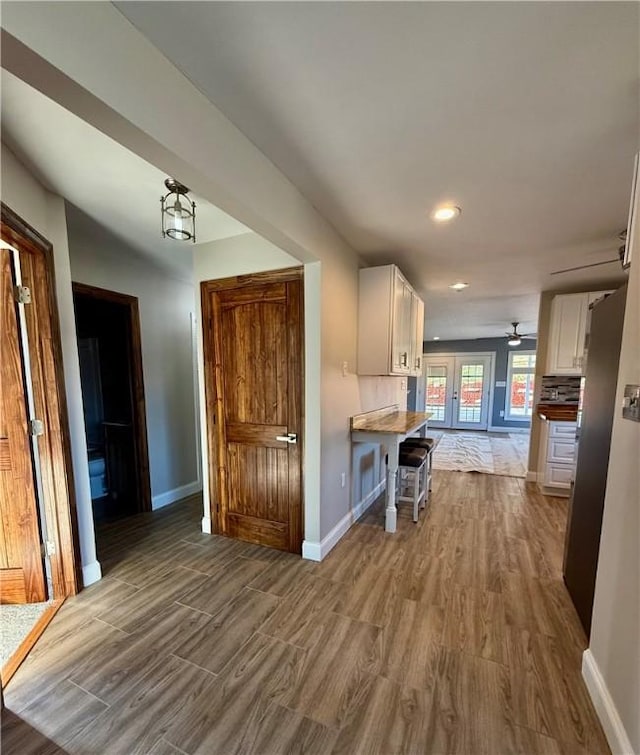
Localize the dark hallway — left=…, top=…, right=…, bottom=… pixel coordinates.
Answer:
left=73, top=285, right=150, bottom=523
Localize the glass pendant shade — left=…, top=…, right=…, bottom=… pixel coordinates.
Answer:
left=161, top=178, right=196, bottom=242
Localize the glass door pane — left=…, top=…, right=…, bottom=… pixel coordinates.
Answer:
left=457, top=363, right=484, bottom=424
left=426, top=365, right=448, bottom=422
left=423, top=357, right=455, bottom=427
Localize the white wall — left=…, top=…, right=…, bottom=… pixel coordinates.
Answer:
left=1, top=143, right=101, bottom=585
left=66, top=205, right=200, bottom=508
left=586, top=183, right=640, bottom=754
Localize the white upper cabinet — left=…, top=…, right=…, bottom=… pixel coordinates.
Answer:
left=357, top=265, right=425, bottom=376
left=547, top=291, right=612, bottom=374
left=410, top=292, right=425, bottom=375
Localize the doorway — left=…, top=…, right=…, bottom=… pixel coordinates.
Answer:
left=201, top=267, right=304, bottom=553
left=424, top=353, right=495, bottom=430
left=72, top=283, right=151, bottom=523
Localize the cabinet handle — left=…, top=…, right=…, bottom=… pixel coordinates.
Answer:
left=401, top=352, right=408, bottom=367
left=415, top=357, right=421, bottom=369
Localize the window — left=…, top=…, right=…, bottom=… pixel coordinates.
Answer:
left=506, top=351, right=536, bottom=420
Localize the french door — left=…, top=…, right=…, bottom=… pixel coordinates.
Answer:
left=424, top=353, right=494, bottom=430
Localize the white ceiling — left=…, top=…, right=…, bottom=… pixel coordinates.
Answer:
left=2, top=4, right=637, bottom=338
left=114, top=0, right=637, bottom=338
left=0, top=69, right=249, bottom=281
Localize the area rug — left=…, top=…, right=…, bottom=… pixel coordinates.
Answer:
left=0, top=601, right=51, bottom=668
left=432, top=432, right=529, bottom=478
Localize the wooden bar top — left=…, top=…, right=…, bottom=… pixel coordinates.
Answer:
left=536, top=403, right=579, bottom=422
left=351, top=406, right=433, bottom=434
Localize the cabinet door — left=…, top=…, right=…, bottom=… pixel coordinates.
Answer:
left=391, top=271, right=411, bottom=374
left=544, top=463, right=573, bottom=488
left=547, top=439, right=576, bottom=464
left=409, top=294, right=424, bottom=376
left=547, top=294, right=587, bottom=374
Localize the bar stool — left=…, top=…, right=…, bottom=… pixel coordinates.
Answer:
left=400, top=437, right=436, bottom=496
left=396, top=446, right=428, bottom=522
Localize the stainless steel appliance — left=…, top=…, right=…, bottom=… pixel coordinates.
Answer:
left=563, top=285, right=627, bottom=637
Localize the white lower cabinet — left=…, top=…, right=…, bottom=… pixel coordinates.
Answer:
left=540, top=421, right=577, bottom=495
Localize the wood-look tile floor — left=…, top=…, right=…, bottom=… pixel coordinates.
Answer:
left=1, top=475, right=610, bottom=755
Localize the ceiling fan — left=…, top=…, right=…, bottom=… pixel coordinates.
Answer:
left=505, top=322, right=536, bottom=346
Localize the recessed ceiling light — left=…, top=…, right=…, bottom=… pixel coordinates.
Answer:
left=433, top=336, right=440, bottom=340
left=449, top=282, right=469, bottom=291
left=432, top=205, right=462, bottom=222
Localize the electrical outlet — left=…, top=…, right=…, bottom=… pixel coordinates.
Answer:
left=401, top=379, right=407, bottom=390
left=342, top=361, right=348, bottom=377
left=340, top=472, right=346, bottom=488
left=499, top=410, right=504, bottom=417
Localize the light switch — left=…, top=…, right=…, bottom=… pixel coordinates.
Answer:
left=622, top=384, right=640, bottom=422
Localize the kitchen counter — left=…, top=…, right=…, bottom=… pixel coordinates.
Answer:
left=351, top=405, right=432, bottom=533
left=536, top=403, right=579, bottom=422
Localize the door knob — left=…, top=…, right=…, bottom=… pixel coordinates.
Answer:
left=276, top=433, right=297, bottom=444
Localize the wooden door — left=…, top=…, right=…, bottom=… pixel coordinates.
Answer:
left=0, top=247, right=46, bottom=603
left=2, top=204, right=80, bottom=602
left=202, top=268, right=303, bottom=553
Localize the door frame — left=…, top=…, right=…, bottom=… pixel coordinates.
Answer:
left=1, top=202, right=81, bottom=599
left=72, top=282, right=152, bottom=514
left=201, top=267, right=305, bottom=545
left=423, top=351, right=496, bottom=431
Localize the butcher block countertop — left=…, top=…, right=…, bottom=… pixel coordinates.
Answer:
left=351, top=406, right=433, bottom=434
left=536, top=403, right=579, bottom=422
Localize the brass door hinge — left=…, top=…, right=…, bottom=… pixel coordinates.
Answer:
left=14, top=285, right=32, bottom=304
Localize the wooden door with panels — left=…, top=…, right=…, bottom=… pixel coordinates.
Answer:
left=1, top=204, right=79, bottom=606
left=202, top=268, right=304, bottom=553
left=0, top=244, right=47, bottom=603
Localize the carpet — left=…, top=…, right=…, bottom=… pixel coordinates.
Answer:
left=0, top=601, right=52, bottom=668
left=431, top=432, right=529, bottom=478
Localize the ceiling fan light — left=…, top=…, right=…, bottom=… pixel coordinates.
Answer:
left=508, top=336, right=522, bottom=346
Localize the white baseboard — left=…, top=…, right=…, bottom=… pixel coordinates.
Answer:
left=302, top=480, right=385, bottom=562
left=152, top=480, right=202, bottom=510
left=82, top=559, right=102, bottom=587
left=582, top=649, right=635, bottom=755
left=353, top=479, right=386, bottom=520
left=302, top=539, right=322, bottom=561
left=488, top=425, right=531, bottom=433
left=201, top=516, right=212, bottom=534
left=526, top=471, right=538, bottom=482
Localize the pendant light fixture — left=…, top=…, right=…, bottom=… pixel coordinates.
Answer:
left=161, top=178, right=196, bottom=242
